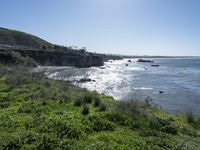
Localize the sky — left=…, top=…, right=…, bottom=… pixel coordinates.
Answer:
left=0, top=0, right=200, bottom=56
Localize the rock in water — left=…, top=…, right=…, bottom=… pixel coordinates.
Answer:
left=137, top=59, right=154, bottom=63
left=151, top=65, right=159, bottom=67
left=79, top=78, right=92, bottom=83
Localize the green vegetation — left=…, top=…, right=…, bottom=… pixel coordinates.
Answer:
left=0, top=65, right=199, bottom=149
left=83, top=94, right=93, bottom=104
left=82, top=104, right=90, bottom=115
left=0, top=27, right=53, bottom=49
left=99, top=103, right=107, bottom=112
left=74, top=98, right=83, bottom=107
left=93, top=96, right=101, bottom=107
left=0, top=50, right=38, bottom=66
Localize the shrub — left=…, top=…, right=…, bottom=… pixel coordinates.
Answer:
left=44, top=80, right=51, bottom=87
left=185, top=110, right=195, bottom=124
left=0, top=114, right=20, bottom=129
left=161, top=126, right=178, bottom=135
left=180, top=126, right=198, bottom=137
left=149, top=117, right=171, bottom=129
left=44, top=115, right=83, bottom=139
left=99, top=104, right=106, bottom=111
left=0, top=92, right=20, bottom=108
left=93, top=96, right=101, bottom=107
left=42, top=45, right=47, bottom=49
left=41, top=100, right=48, bottom=106
left=115, top=100, right=148, bottom=117
left=25, top=115, right=46, bottom=129
left=148, top=117, right=178, bottom=135
left=0, top=65, right=9, bottom=75
left=36, top=134, right=58, bottom=150
left=89, top=115, right=116, bottom=131
left=29, top=86, right=55, bottom=100
left=82, top=105, right=89, bottom=115
left=83, top=95, right=93, bottom=103
left=61, top=93, right=70, bottom=103
left=74, top=98, right=82, bottom=107
left=4, top=66, right=34, bottom=89
left=106, top=112, right=133, bottom=126
left=18, top=102, right=36, bottom=114
left=18, top=101, right=50, bottom=114
left=0, top=96, right=10, bottom=108
left=185, top=110, right=200, bottom=128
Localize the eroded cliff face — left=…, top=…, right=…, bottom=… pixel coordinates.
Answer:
left=0, top=50, right=15, bottom=64
left=0, top=49, right=104, bottom=67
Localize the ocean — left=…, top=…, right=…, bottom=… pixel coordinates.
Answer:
left=45, top=58, right=200, bottom=115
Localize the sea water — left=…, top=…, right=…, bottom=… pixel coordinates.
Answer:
left=45, top=58, right=200, bottom=115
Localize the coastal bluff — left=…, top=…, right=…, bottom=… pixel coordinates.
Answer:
left=0, top=27, right=105, bottom=67
left=0, top=48, right=104, bottom=67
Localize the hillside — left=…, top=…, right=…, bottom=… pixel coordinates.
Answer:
left=0, top=27, right=53, bottom=49
left=0, top=27, right=105, bottom=67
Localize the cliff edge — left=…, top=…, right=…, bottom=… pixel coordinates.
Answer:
left=0, top=27, right=103, bottom=67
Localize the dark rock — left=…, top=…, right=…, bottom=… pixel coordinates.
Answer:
left=151, top=65, right=159, bottom=67
left=127, top=59, right=132, bottom=63
left=79, top=78, right=92, bottom=83
left=99, top=66, right=106, bottom=69
left=159, top=91, right=164, bottom=94
left=126, top=64, right=128, bottom=66
left=137, top=59, right=154, bottom=63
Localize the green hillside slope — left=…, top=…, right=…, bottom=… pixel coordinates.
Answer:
left=0, top=65, right=199, bottom=149
left=0, top=27, right=53, bottom=49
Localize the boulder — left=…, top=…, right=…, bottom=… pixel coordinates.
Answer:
left=151, top=65, right=159, bottom=67
left=79, top=78, right=92, bottom=83
left=159, top=91, right=164, bottom=94
left=137, top=59, right=154, bottom=63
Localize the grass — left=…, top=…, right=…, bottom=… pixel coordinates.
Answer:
left=185, top=109, right=200, bottom=129
left=0, top=65, right=199, bottom=149
left=0, top=27, right=53, bottom=49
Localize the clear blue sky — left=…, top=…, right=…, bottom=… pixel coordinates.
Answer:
left=1, top=0, right=200, bottom=56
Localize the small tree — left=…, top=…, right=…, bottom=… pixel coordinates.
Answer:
left=93, top=96, right=101, bottom=107
left=82, top=105, right=89, bottom=115
left=99, top=104, right=106, bottom=111
left=83, top=95, right=93, bottom=104
left=74, top=98, right=82, bottom=107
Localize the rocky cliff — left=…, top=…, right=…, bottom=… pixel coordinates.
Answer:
left=0, top=27, right=105, bottom=67
left=0, top=48, right=104, bottom=67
